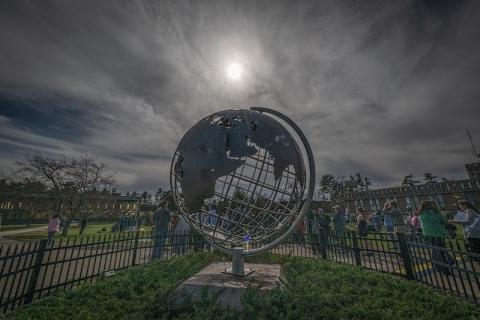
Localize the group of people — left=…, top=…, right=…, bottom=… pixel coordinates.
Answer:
left=151, top=201, right=191, bottom=259
left=45, top=214, right=89, bottom=244
left=407, top=199, right=480, bottom=274
left=302, top=199, right=480, bottom=274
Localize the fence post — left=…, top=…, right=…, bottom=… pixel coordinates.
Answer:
left=319, top=229, right=328, bottom=259
left=24, top=239, right=48, bottom=304
left=396, top=232, right=415, bottom=280
left=131, top=230, right=140, bottom=266
left=351, top=232, right=362, bottom=266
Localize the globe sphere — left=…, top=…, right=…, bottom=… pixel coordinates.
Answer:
left=170, top=107, right=315, bottom=255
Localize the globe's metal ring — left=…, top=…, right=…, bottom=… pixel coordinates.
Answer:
left=169, top=107, right=315, bottom=256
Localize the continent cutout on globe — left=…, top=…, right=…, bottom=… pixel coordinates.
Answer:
left=174, top=109, right=306, bottom=212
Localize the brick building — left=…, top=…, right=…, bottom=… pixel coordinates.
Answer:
left=466, top=162, right=480, bottom=180
left=335, top=162, right=480, bottom=213
left=0, top=193, right=140, bottom=220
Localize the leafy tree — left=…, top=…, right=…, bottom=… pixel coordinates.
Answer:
left=319, top=173, right=372, bottom=201
left=424, top=172, right=438, bottom=184
left=155, top=188, right=162, bottom=203
left=319, top=174, right=336, bottom=194
left=363, top=176, right=372, bottom=191
left=402, top=174, right=420, bottom=187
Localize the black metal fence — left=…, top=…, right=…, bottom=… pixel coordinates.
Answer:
left=1, top=230, right=479, bottom=315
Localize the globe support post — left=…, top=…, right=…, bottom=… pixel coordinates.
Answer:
left=232, top=247, right=244, bottom=275
left=223, top=247, right=254, bottom=277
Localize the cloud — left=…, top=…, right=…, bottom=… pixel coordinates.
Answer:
left=0, top=0, right=479, bottom=192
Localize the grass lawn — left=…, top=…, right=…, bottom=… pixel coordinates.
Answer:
left=4, top=253, right=479, bottom=320
left=3, top=223, right=117, bottom=240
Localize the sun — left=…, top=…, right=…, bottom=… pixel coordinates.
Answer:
left=226, top=62, right=243, bottom=81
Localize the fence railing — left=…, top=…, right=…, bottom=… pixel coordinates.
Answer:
left=0, top=230, right=479, bottom=315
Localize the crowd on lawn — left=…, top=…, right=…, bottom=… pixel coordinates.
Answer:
left=45, top=201, right=191, bottom=257
left=302, top=199, right=480, bottom=274
left=45, top=197, right=480, bottom=274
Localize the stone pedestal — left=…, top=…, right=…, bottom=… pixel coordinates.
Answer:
left=176, top=262, right=284, bottom=310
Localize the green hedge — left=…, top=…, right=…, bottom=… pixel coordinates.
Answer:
left=4, top=253, right=479, bottom=320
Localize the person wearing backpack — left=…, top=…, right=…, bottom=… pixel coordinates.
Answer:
left=450, top=200, right=480, bottom=261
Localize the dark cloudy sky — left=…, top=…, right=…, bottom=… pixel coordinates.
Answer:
left=0, top=0, right=479, bottom=192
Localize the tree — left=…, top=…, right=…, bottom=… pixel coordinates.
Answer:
left=424, top=172, right=438, bottom=184
left=16, top=178, right=47, bottom=226
left=0, top=174, right=48, bottom=226
left=16, top=154, right=114, bottom=235
left=16, top=154, right=69, bottom=218
left=62, top=156, right=114, bottom=235
left=319, top=174, right=336, bottom=194
left=402, top=174, right=420, bottom=187
left=155, top=188, right=163, bottom=203
left=319, top=173, right=372, bottom=202
left=141, top=191, right=149, bottom=204
left=363, top=177, right=372, bottom=191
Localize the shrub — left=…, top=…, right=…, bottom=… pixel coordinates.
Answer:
left=4, top=253, right=479, bottom=320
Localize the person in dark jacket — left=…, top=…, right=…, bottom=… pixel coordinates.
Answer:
left=79, top=216, right=87, bottom=235
left=305, top=209, right=322, bottom=255
left=151, top=202, right=171, bottom=259
left=331, top=205, right=346, bottom=250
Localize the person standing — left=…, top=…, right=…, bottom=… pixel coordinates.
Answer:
left=382, top=202, right=393, bottom=233
left=207, top=203, right=218, bottom=226
left=388, top=200, right=406, bottom=233
left=316, top=208, right=330, bottom=257
left=79, top=216, right=87, bottom=235
left=305, top=208, right=321, bottom=255
left=151, top=202, right=171, bottom=260
left=449, top=200, right=480, bottom=261
left=371, top=210, right=383, bottom=233
left=356, top=207, right=368, bottom=237
left=411, top=212, right=422, bottom=234
left=172, top=213, right=190, bottom=255
left=331, top=205, right=346, bottom=249
left=47, top=214, right=61, bottom=244
left=418, top=200, right=454, bottom=275
left=318, top=208, right=331, bottom=234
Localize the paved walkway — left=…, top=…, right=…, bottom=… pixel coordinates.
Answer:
left=0, top=226, right=47, bottom=237
left=0, top=226, right=47, bottom=245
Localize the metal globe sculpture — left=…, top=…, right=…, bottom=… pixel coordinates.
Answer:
left=170, top=107, right=315, bottom=257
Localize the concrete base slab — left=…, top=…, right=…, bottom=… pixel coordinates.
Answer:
left=176, top=262, right=284, bottom=310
